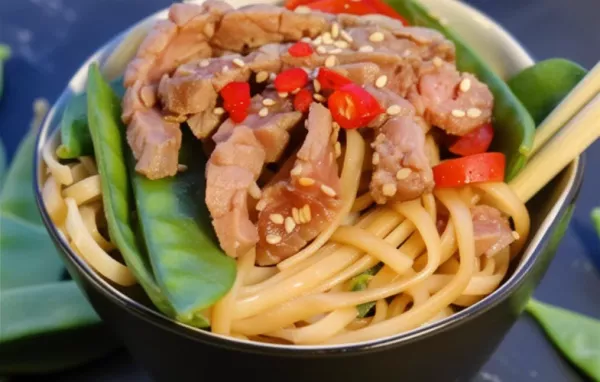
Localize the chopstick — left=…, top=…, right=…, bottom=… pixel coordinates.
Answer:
left=530, top=61, right=600, bottom=156
left=509, top=90, right=600, bottom=203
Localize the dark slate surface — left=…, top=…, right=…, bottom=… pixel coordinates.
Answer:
left=0, top=0, right=598, bottom=381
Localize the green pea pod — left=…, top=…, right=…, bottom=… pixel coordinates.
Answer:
left=129, top=130, right=237, bottom=327
left=507, top=58, right=587, bottom=125
left=0, top=281, right=118, bottom=374
left=86, top=62, right=174, bottom=317
left=0, top=129, right=43, bottom=225
left=0, top=213, right=64, bottom=289
left=0, top=44, right=10, bottom=101
left=57, top=78, right=126, bottom=159
left=592, top=208, right=600, bottom=238
left=526, top=299, right=600, bottom=381
left=388, top=0, right=536, bottom=181
left=350, top=264, right=383, bottom=318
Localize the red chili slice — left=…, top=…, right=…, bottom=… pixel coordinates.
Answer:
left=220, top=82, right=251, bottom=123
left=432, top=152, right=506, bottom=188
left=274, top=68, right=309, bottom=93
left=327, top=83, right=383, bottom=129
left=448, top=123, right=495, bottom=157
left=317, top=68, right=352, bottom=91
left=293, top=89, right=313, bottom=113
left=306, top=0, right=377, bottom=15
left=288, top=42, right=314, bottom=57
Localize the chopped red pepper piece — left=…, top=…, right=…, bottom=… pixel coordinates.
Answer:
left=288, top=42, right=314, bottom=57
left=220, top=82, right=251, bottom=123
left=327, top=83, right=383, bottom=129
left=317, top=68, right=352, bottom=91
left=293, top=88, right=314, bottom=113
left=284, top=0, right=316, bottom=10
left=274, top=68, right=309, bottom=93
left=432, top=152, right=505, bottom=188
left=285, top=0, right=409, bottom=25
left=448, top=123, right=495, bottom=157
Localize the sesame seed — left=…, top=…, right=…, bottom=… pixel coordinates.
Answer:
left=329, top=48, right=343, bottom=54
left=459, top=78, right=472, bottom=92
left=294, top=5, right=310, bottom=13
left=331, top=23, right=340, bottom=38
left=256, top=71, right=269, bottom=83
left=291, top=165, right=302, bottom=176
left=299, top=177, right=315, bottom=186
left=313, top=79, right=321, bottom=92
left=248, top=182, right=262, bottom=199
left=199, top=59, right=210, bottom=67
left=386, top=105, right=402, bottom=116
left=314, top=93, right=326, bottom=102
left=301, top=37, right=312, bottom=43
left=222, top=66, right=229, bottom=73
left=396, top=168, right=412, bottom=180
left=375, top=133, right=386, bottom=143
left=232, top=58, right=245, bottom=67
left=369, top=32, right=385, bottom=42
left=335, top=142, right=342, bottom=158
left=298, top=208, right=306, bottom=224
left=256, top=200, right=266, bottom=211
left=375, top=75, right=388, bottom=88
left=302, top=204, right=312, bottom=222
left=372, top=152, right=380, bottom=165
left=213, top=107, right=225, bottom=115
left=266, top=234, right=282, bottom=244
left=292, top=88, right=301, bottom=95
left=334, top=40, right=349, bottom=49
left=292, top=207, right=301, bottom=224
left=432, top=56, right=443, bottom=67
left=320, top=184, right=337, bottom=197
left=278, top=92, right=289, bottom=98
left=269, top=72, right=277, bottom=81
left=313, top=36, right=323, bottom=45
left=258, top=107, right=269, bottom=117
left=322, top=32, right=333, bottom=44
left=270, top=214, right=284, bottom=224
left=467, top=108, right=482, bottom=118
left=325, top=55, right=337, bottom=68
left=359, top=45, right=374, bottom=53
left=285, top=217, right=296, bottom=233
left=451, top=109, right=466, bottom=118
left=316, top=46, right=328, bottom=54
left=382, top=183, right=397, bottom=197
left=340, top=30, right=353, bottom=42
left=262, top=98, right=275, bottom=106
left=512, top=231, right=521, bottom=240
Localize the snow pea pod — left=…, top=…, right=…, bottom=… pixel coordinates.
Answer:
left=388, top=0, right=536, bottom=181
left=57, top=78, right=126, bottom=159
left=350, top=264, right=383, bottom=317
left=86, top=63, right=174, bottom=316
left=507, top=58, right=587, bottom=125
left=0, top=44, right=9, bottom=101
left=130, top=129, right=237, bottom=328
left=526, top=299, right=600, bottom=381
left=0, top=282, right=118, bottom=375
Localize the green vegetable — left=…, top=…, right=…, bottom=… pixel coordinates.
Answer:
left=0, top=119, right=120, bottom=373
left=57, top=78, right=126, bottom=159
left=525, top=299, right=600, bottom=381
left=350, top=264, right=383, bottom=317
left=0, top=44, right=10, bottom=101
left=389, top=0, right=536, bottom=181
left=130, top=131, right=237, bottom=327
left=592, top=208, right=600, bottom=237
left=0, top=213, right=64, bottom=289
left=0, top=282, right=118, bottom=374
left=0, top=130, right=42, bottom=225
left=86, top=62, right=174, bottom=316
left=507, top=58, right=587, bottom=125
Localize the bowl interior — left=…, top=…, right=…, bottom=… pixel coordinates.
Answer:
left=35, top=0, right=582, bottom=351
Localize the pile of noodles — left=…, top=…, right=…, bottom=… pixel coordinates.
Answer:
left=42, top=121, right=530, bottom=345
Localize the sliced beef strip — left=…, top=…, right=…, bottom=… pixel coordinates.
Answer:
left=255, top=103, right=342, bottom=265
left=408, top=61, right=493, bottom=136
left=471, top=205, right=515, bottom=257
left=205, top=126, right=266, bottom=258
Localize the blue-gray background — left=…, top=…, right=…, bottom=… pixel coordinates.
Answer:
left=0, top=0, right=599, bottom=380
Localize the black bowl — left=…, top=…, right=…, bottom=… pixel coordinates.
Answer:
left=33, top=1, right=585, bottom=381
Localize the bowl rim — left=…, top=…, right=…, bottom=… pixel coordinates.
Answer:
left=33, top=0, right=585, bottom=354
